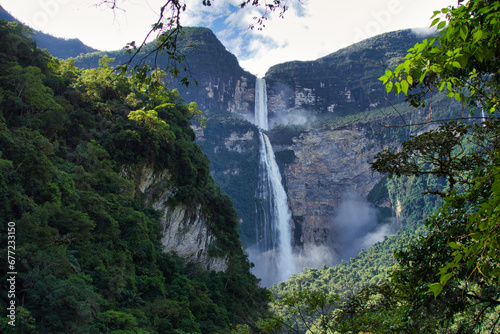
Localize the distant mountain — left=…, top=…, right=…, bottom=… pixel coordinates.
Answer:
left=74, top=27, right=257, bottom=115
left=0, top=5, right=97, bottom=59
left=265, top=29, right=429, bottom=117
left=0, top=5, right=16, bottom=22
left=32, top=32, right=98, bottom=59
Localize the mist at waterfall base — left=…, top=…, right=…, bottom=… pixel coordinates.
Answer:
left=331, top=193, right=396, bottom=260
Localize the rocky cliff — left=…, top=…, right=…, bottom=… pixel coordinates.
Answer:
left=120, top=164, right=228, bottom=271
left=283, top=126, right=382, bottom=247
left=264, top=30, right=426, bottom=118
left=165, top=28, right=258, bottom=117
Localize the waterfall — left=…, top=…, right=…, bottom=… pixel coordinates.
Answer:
left=252, top=78, right=296, bottom=286
left=255, top=78, right=269, bottom=130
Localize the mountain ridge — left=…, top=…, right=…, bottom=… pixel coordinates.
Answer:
left=0, top=5, right=97, bottom=59
left=0, top=8, right=438, bottom=256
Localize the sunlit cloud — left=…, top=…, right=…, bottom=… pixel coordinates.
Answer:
left=2, top=0, right=458, bottom=76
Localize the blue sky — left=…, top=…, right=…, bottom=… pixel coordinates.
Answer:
left=2, top=0, right=457, bottom=76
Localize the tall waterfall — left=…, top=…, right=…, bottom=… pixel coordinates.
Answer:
left=252, top=78, right=296, bottom=286
left=255, top=78, right=269, bottom=130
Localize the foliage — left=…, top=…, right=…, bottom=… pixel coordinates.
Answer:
left=380, top=0, right=500, bottom=113
left=262, top=1, right=500, bottom=332
left=370, top=0, right=500, bottom=331
left=0, top=20, right=268, bottom=333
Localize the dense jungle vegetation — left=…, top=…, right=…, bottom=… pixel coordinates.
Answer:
left=0, top=20, right=269, bottom=333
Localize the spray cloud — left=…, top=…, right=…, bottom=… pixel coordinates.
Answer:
left=332, top=192, right=394, bottom=260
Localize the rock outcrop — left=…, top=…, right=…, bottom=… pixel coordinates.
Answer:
left=160, top=205, right=227, bottom=272
left=120, top=164, right=227, bottom=271
left=282, top=126, right=381, bottom=248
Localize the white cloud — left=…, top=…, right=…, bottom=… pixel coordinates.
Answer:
left=2, top=0, right=457, bottom=75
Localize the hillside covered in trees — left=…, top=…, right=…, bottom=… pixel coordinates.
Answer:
left=0, top=20, right=268, bottom=333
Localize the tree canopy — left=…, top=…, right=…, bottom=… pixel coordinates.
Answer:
left=0, top=19, right=268, bottom=333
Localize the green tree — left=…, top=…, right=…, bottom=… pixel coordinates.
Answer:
left=128, top=109, right=174, bottom=140
left=373, top=0, right=500, bottom=331
left=259, top=289, right=340, bottom=334
left=380, top=0, right=500, bottom=113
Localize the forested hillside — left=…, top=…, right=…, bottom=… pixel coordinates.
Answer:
left=0, top=20, right=268, bottom=333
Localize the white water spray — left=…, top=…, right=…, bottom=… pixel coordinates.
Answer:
left=252, top=78, right=296, bottom=286
left=255, top=78, right=269, bottom=130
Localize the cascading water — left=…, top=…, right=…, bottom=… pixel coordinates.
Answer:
left=254, top=78, right=269, bottom=130
left=251, top=78, right=296, bottom=286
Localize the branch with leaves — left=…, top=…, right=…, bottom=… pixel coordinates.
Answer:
left=371, top=121, right=492, bottom=197
left=379, top=0, right=500, bottom=114
left=99, top=0, right=296, bottom=87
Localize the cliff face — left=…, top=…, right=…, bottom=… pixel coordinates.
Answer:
left=197, top=117, right=260, bottom=245
left=283, top=126, right=381, bottom=247
left=178, top=71, right=255, bottom=116
left=171, top=28, right=258, bottom=116
left=264, top=30, right=425, bottom=118
left=120, top=164, right=228, bottom=271
left=160, top=205, right=227, bottom=271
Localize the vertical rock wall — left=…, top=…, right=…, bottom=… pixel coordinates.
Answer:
left=120, top=164, right=228, bottom=271
left=281, top=127, right=382, bottom=248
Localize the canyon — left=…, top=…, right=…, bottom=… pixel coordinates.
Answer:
left=35, top=22, right=446, bottom=272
